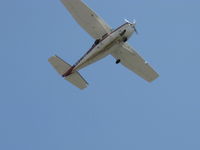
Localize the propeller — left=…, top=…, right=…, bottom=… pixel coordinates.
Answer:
left=124, top=19, right=138, bottom=34
left=133, top=25, right=138, bottom=34
left=124, top=19, right=131, bottom=23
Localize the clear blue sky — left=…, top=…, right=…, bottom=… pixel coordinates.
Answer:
left=0, top=0, right=200, bottom=150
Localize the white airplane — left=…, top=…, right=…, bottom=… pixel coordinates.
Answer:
left=49, top=0, right=159, bottom=89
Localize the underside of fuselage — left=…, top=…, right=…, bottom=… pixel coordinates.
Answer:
left=73, top=24, right=134, bottom=71
left=60, top=23, right=135, bottom=77
left=74, top=38, right=122, bottom=71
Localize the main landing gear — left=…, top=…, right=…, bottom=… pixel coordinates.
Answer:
left=94, top=39, right=100, bottom=45
left=123, top=37, right=128, bottom=42
left=116, top=59, right=121, bottom=64
left=92, top=39, right=100, bottom=47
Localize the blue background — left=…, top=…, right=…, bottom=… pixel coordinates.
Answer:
left=0, top=0, right=200, bottom=150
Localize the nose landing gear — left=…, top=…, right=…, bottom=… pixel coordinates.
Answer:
left=120, top=30, right=126, bottom=36
left=120, top=30, right=128, bottom=42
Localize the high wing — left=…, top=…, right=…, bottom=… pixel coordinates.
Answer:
left=61, top=0, right=112, bottom=39
left=111, top=43, right=159, bottom=82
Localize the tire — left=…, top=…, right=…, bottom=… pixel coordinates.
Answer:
left=116, top=59, right=121, bottom=64
left=123, top=37, right=128, bottom=42
left=94, top=39, right=100, bottom=45
left=120, top=30, right=126, bottom=36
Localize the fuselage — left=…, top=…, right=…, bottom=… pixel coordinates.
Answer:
left=63, top=22, right=135, bottom=76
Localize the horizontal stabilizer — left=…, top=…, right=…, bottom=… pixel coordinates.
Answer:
left=64, top=72, right=88, bottom=89
left=48, top=56, right=88, bottom=89
left=48, top=55, right=71, bottom=75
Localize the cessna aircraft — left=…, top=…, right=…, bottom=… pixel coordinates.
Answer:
left=49, top=0, right=159, bottom=89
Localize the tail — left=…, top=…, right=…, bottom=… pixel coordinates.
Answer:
left=48, top=55, right=88, bottom=89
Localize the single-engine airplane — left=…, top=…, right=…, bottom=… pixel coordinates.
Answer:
left=49, top=0, right=159, bottom=89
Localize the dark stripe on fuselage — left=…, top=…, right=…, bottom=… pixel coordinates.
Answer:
left=62, top=23, right=128, bottom=77
left=73, top=23, right=129, bottom=67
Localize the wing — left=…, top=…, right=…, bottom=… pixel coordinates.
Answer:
left=111, top=43, right=159, bottom=82
left=61, top=0, right=112, bottom=39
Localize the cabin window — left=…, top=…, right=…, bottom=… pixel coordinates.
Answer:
left=102, top=33, right=108, bottom=39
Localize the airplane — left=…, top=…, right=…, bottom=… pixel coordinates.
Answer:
left=48, top=0, right=159, bottom=89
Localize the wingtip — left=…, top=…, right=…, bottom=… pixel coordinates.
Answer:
left=148, top=74, right=159, bottom=83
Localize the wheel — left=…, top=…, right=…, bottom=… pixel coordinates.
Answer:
left=120, top=30, right=126, bottom=36
left=116, top=59, right=121, bottom=64
left=94, top=39, right=100, bottom=45
left=123, top=37, right=128, bottom=42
